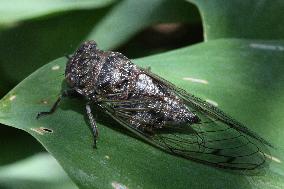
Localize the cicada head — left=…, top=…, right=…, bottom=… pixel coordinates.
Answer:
left=65, top=40, right=102, bottom=97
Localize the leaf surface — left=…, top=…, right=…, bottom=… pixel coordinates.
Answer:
left=188, top=0, right=284, bottom=40
left=1, top=39, right=284, bottom=189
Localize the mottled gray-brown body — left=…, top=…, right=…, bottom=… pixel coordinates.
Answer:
left=65, top=41, right=199, bottom=130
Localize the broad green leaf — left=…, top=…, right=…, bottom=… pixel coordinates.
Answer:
left=187, top=0, right=284, bottom=40
left=0, top=153, right=77, bottom=189
left=88, top=0, right=200, bottom=50
left=0, top=0, right=116, bottom=26
left=1, top=39, right=284, bottom=189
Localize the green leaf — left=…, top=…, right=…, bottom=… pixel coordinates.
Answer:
left=1, top=39, right=284, bottom=189
left=0, top=153, right=77, bottom=189
left=188, top=0, right=284, bottom=40
left=0, top=0, right=116, bottom=26
left=88, top=0, right=200, bottom=50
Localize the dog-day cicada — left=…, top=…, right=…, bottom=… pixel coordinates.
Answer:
left=37, top=41, right=272, bottom=170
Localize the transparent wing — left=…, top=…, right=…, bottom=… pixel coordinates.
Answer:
left=140, top=68, right=271, bottom=170
left=151, top=112, right=269, bottom=170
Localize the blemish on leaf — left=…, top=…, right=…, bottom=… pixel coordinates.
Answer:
left=264, top=153, right=282, bottom=163
left=40, top=99, right=48, bottom=104
left=250, top=43, right=284, bottom=51
left=183, top=77, right=208, bottom=84
left=105, top=155, right=110, bottom=160
left=31, top=128, right=44, bottom=135
left=205, top=99, right=218, bottom=107
left=42, top=128, right=53, bottom=133
left=112, top=181, right=128, bottom=189
left=51, top=65, right=60, bottom=70
left=9, top=95, right=16, bottom=101
left=30, top=127, right=53, bottom=135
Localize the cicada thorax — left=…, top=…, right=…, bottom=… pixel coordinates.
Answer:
left=95, top=51, right=137, bottom=99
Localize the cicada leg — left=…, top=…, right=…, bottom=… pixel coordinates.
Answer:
left=86, top=103, right=99, bottom=148
left=36, top=89, right=78, bottom=119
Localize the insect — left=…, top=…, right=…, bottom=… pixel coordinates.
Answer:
left=37, top=41, right=272, bottom=170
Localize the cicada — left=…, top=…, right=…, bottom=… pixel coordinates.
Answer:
left=37, top=41, right=272, bottom=170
